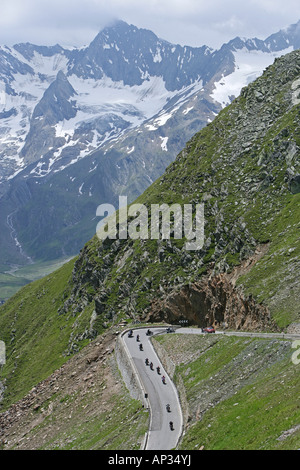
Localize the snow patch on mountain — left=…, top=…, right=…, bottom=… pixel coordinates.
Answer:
left=183, top=106, right=194, bottom=115
left=211, top=47, right=293, bottom=108
left=160, top=136, right=168, bottom=151
left=291, top=77, right=300, bottom=106
left=1, top=70, right=183, bottom=180
left=67, top=74, right=177, bottom=125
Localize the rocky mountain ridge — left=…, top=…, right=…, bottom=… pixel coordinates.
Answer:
left=63, top=47, right=299, bottom=337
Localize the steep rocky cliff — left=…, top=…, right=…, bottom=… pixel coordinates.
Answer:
left=147, top=250, right=276, bottom=331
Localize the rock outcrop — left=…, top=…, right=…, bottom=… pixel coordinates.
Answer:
left=147, top=274, right=276, bottom=331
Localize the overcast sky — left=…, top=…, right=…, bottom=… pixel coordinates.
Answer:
left=1, top=0, right=300, bottom=49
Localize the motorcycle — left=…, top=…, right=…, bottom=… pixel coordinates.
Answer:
left=136, top=334, right=140, bottom=342
left=146, top=329, right=152, bottom=336
left=166, top=404, right=171, bottom=413
left=162, top=375, right=166, bottom=384
left=145, top=358, right=149, bottom=366
left=150, top=362, right=154, bottom=370
left=156, top=366, right=161, bottom=374
left=128, top=330, right=133, bottom=338
left=166, top=327, right=175, bottom=333
left=169, top=421, right=174, bottom=431
left=139, top=343, right=143, bottom=351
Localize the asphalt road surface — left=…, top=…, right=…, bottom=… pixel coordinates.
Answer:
left=123, top=325, right=300, bottom=449
left=123, top=327, right=183, bottom=450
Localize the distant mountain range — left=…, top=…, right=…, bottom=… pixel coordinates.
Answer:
left=0, top=19, right=300, bottom=274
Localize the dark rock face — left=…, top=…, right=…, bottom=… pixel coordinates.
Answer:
left=67, top=20, right=215, bottom=91
left=147, top=274, right=276, bottom=332
left=20, top=71, right=77, bottom=164
left=0, top=48, right=34, bottom=83
left=289, top=174, right=300, bottom=194
left=146, top=243, right=277, bottom=331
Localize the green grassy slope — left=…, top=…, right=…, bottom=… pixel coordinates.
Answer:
left=154, top=333, right=300, bottom=450
left=0, top=259, right=77, bottom=408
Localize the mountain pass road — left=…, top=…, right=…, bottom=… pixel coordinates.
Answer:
left=122, top=325, right=300, bottom=450
left=123, top=327, right=183, bottom=450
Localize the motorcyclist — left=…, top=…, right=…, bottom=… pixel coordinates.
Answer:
left=139, top=343, right=143, bottom=351
left=145, top=358, right=149, bottom=365
left=150, top=362, right=153, bottom=370
left=166, top=404, right=171, bottom=412
left=162, top=375, right=166, bottom=384
left=156, top=366, right=160, bottom=374
left=136, top=334, right=140, bottom=342
left=169, top=421, right=174, bottom=430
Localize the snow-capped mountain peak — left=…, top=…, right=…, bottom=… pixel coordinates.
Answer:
left=1, top=19, right=300, bottom=183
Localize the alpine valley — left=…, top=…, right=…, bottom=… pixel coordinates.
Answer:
left=1, top=20, right=300, bottom=299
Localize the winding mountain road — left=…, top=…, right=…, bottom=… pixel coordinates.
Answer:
left=121, top=324, right=300, bottom=450
left=123, top=327, right=183, bottom=450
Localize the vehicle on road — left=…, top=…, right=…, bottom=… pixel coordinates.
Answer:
left=150, top=362, right=154, bottom=370
left=128, top=330, right=133, bottom=338
left=203, top=326, right=215, bottom=333
left=156, top=366, right=161, bottom=374
left=166, top=327, right=175, bottom=333
left=146, top=329, right=152, bottom=336
left=169, top=421, right=174, bottom=431
left=136, top=334, right=140, bottom=341
left=145, top=358, right=149, bottom=366
left=162, top=375, right=166, bottom=384
left=166, top=404, right=171, bottom=412
left=139, top=343, right=143, bottom=351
